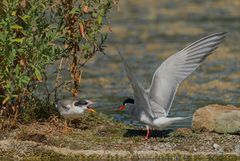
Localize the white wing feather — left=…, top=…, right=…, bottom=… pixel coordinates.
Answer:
left=148, top=32, right=226, bottom=117
left=118, top=51, right=154, bottom=118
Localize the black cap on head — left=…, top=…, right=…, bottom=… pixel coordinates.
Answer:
left=123, top=98, right=134, bottom=105
left=74, top=100, right=88, bottom=106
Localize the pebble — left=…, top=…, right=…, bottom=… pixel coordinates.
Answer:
left=213, top=143, right=220, bottom=150
left=213, top=143, right=224, bottom=154
left=193, top=147, right=197, bottom=152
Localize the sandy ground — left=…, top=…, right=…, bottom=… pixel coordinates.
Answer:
left=0, top=113, right=239, bottom=160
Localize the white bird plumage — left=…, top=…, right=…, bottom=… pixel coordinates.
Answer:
left=118, top=32, right=226, bottom=139
left=56, top=99, right=95, bottom=132
left=56, top=99, right=95, bottom=120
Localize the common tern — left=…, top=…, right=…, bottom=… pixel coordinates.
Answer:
left=56, top=99, right=95, bottom=131
left=118, top=32, right=226, bottom=139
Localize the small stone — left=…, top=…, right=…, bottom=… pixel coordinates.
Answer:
left=193, top=147, right=197, bottom=152
left=213, top=143, right=220, bottom=150
left=213, top=143, right=224, bottom=154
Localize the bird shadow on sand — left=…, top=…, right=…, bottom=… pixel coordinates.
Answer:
left=123, top=129, right=173, bottom=138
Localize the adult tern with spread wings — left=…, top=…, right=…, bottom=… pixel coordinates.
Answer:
left=118, top=32, right=226, bottom=139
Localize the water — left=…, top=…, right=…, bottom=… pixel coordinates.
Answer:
left=47, top=0, right=240, bottom=129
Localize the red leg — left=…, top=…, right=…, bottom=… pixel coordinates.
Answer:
left=144, top=126, right=150, bottom=140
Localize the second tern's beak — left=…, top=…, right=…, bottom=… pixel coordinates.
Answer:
left=86, top=100, right=96, bottom=112
left=87, top=107, right=96, bottom=112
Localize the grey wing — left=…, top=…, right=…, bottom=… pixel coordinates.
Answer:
left=58, top=99, right=72, bottom=111
left=118, top=51, right=154, bottom=117
left=148, top=32, right=226, bottom=117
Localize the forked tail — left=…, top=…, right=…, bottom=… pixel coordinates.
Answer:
left=153, top=116, right=192, bottom=129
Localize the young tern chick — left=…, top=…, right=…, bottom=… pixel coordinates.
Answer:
left=118, top=32, right=226, bottom=139
left=56, top=99, right=95, bottom=131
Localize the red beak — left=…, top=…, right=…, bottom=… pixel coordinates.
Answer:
left=119, top=105, right=126, bottom=110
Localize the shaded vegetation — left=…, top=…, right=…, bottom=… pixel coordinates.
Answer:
left=0, top=0, right=118, bottom=128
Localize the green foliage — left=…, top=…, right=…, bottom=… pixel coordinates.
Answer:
left=50, top=0, right=115, bottom=97
left=0, top=0, right=117, bottom=124
left=0, top=0, right=60, bottom=108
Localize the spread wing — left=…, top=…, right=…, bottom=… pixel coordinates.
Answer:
left=118, top=50, right=154, bottom=118
left=148, top=32, right=226, bottom=117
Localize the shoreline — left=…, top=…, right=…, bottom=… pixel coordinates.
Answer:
left=0, top=139, right=239, bottom=160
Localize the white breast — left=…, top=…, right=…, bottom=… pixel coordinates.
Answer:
left=61, top=107, right=85, bottom=120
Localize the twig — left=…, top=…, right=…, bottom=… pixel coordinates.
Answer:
left=54, top=57, right=64, bottom=102
left=50, top=80, right=73, bottom=95
left=78, top=69, right=83, bottom=86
